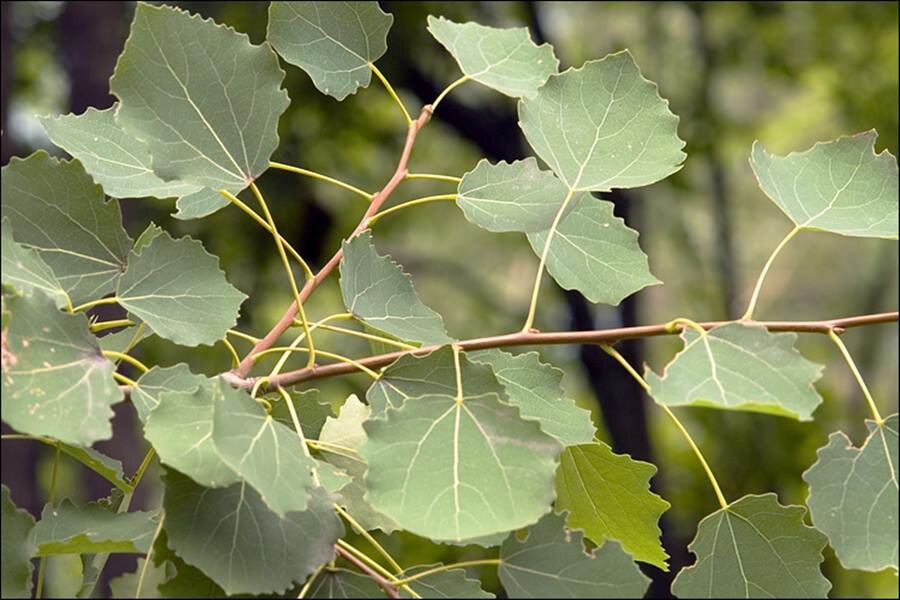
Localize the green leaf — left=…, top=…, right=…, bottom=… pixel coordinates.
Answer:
left=750, top=131, right=898, bottom=239
left=211, top=383, right=317, bottom=516
left=555, top=443, right=669, bottom=569
left=802, top=413, right=899, bottom=571
left=307, top=568, right=383, bottom=598
left=0, top=151, right=132, bottom=303
left=526, top=194, right=660, bottom=305
left=39, top=105, right=200, bottom=200
left=144, top=378, right=239, bottom=488
left=1, top=485, right=36, bottom=599
left=116, top=229, right=247, bottom=347
left=469, top=349, right=595, bottom=445
left=32, top=500, right=158, bottom=555
left=402, top=563, right=496, bottom=598
left=366, top=346, right=506, bottom=417
left=132, top=363, right=206, bottom=423
left=268, top=387, right=333, bottom=437
left=456, top=159, right=570, bottom=233
left=97, top=324, right=153, bottom=357
left=267, top=1, right=392, bottom=101
left=426, top=16, right=557, bottom=99
left=152, top=530, right=226, bottom=598
left=171, top=189, right=230, bottom=221
left=109, top=558, right=174, bottom=598
left=645, top=323, right=824, bottom=420
left=518, top=51, right=685, bottom=192
left=498, top=511, right=650, bottom=598
left=340, top=231, right=452, bottom=346
left=319, top=395, right=399, bottom=533
left=162, top=468, right=343, bottom=595
left=1, top=218, right=69, bottom=309
left=110, top=3, right=289, bottom=192
left=55, top=443, right=130, bottom=493
left=2, top=291, right=123, bottom=445
left=672, top=493, right=831, bottom=598
left=361, top=391, right=562, bottom=542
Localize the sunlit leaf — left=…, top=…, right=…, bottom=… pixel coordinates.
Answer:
left=555, top=442, right=669, bottom=569
left=361, top=390, right=561, bottom=542
left=1, top=151, right=131, bottom=303
left=526, top=194, right=659, bottom=305
left=318, top=395, right=398, bottom=533
left=518, top=51, right=685, bottom=192
left=340, top=230, right=452, bottom=346
left=498, top=511, right=650, bottom=598
left=456, top=159, right=569, bottom=233
left=427, top=16, right=557, bottom=98
left=39, top=105, right=200, bottom=200
left=132, top=363, right=206, bottom=423
left=116, top=229, right=247, bottom=347
left=751, top=130, right=898, bottom=239
left=2, top=291, right=123, bottom=445
left=111, top=3, right=289, bottom=192
left=1, top=218, right=68, bottom=310
left=803, top=413, right=898, bottom=571
left=469, top=349, right=595, bottom=445
left=366, top=346, right=505, bottom=417
left=672, top=493, right=831, bottom=598
left=211, top=383, right=318, bottom=516
left=267, top=1, right=392, bottom=101
left=162, top=468, right=342, bottom=595
left=1, top=485, right=36, bottom=599
left=144, top=378, right=239, bottom=488
left=645, top=323, right=824, bottom=420
left=32, top=500, right=158, bottom=555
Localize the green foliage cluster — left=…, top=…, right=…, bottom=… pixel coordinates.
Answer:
left=1, top=2, right=897, bottom=598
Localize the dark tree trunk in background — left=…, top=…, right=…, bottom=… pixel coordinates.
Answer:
left=1, top=1, right=14, bottom=164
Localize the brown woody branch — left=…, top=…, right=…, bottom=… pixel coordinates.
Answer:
left=233, top=105, right=435, bottom=377
left=218, top=311, right=898, bottom=391
left=333, top=544, right=400, bottom=599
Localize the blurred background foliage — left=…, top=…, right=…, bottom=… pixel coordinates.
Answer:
left=1, top=1, right=897, bottom=597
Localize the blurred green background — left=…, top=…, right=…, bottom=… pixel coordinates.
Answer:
left=1, top=1, right=897, bottom=597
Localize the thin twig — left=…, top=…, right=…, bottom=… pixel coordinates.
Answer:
left=334, top=544, right=400, bottom=599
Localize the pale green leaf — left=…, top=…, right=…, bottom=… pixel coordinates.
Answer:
left=340, top=231, right=452, bottom=346
left=2, top=291, right=123, bottom=445
left=110, top=3, right=289, bottom=192
left=427, top=16, right=557, bottom=98
left=519, top=51, right=685, bottom=191
left=109, top=558, right=174, bottom=598
left=268, top=387, right=333, bottom=438
left=116, top=229, right=247, bottom=347
left=144, top=378, right=239, bottom=488
left=308, top=568, right=383, bottom=598
left=211, top=383, right=317, bottom=516
left=402, top=563, right=496, bottom=598
left=1, top=485, right=36, bottom=599
left=526, top=193, right=660, bottom=305
left=555, top=442, right=669, bottom=569
left=498, top=511, right=650, bottom=598
left=361, top=391, right=562, bottom=542
left=366, top=346, right=505, bottom=417
left=469, top=349, right=595, bottom=445
left=32, top=500, right=158, bottom=555
left=646, top=323, right=824, bottom=420
left=172, top=188, right=230, bottom=220
left=456, top=159, right=570, bottom=233
left=267, top=1, right=392, bottom=101
left=39, top=105, right=200, bottom=200
left=132, top=363, right=206, bottom=423
left=319, top=395, right=399, bottom=533
left=1, top=218, right=68, bottom=309
left=97, top=324, right=154, bottom=357
left=43, top=555, right=83, bottom=598
left=133, top=222, right=165, bottom=254
left=802, top=413, right=898, bottom=571
left=0, top=151, right=132, bottom=303
left=672, top=493, right=830, bottom=598
left=162, top=468, right=343, bottom=595
left=751, top=131, right=898, bottom=239
left=55, top=443, right=130, bottom=493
